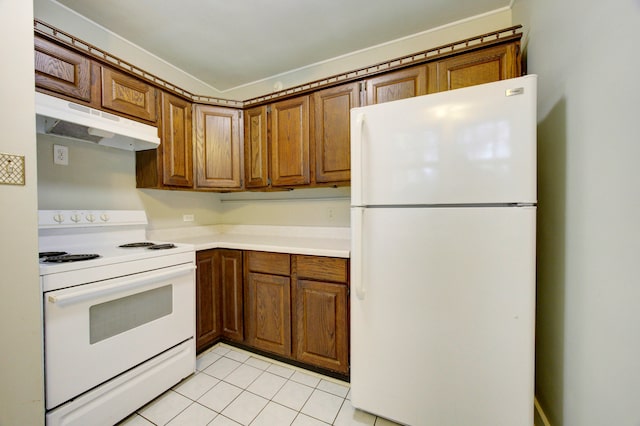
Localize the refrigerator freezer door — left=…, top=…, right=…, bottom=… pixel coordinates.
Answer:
left=351, top=75, right=537, bottom=207
left=350, top=206, right=536, bottom=426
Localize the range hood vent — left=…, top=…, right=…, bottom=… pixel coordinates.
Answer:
left=35, top=92, right=160, bottom=151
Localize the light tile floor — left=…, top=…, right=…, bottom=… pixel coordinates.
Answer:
left=119, top=343, right=401, bottom=426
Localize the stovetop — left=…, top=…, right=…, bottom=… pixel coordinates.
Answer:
left=37, top=210, right=195, bottom=280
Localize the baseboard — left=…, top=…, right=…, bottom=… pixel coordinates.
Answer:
left=534, top=396, right=552, bottom=426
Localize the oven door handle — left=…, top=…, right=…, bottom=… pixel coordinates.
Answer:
left=47, top=264, right=196, bottom=306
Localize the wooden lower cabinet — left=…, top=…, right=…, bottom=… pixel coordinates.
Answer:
left=196, top=249, right=350, bottom=375
left=196, top=249, right=243, bottom=352
left=196, top=250, right=220, bottom=351
left=244, top=251, right=292, bottom=357
left=292, top=255, right=349, bottom=374
left=217, top=250, right=244, bottom=342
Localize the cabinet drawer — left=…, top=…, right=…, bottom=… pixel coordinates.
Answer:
left=294, top=255, right=347, bottom=284
left=246, top=251, right=290, bottom=276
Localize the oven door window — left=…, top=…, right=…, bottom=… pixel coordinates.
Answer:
left=89, top=285, right=173, bottom=344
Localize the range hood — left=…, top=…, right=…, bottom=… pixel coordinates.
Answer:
left=35, top=92, right=160, bottom=151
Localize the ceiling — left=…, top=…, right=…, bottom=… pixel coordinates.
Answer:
left=57, top=0, right=510, bottom=93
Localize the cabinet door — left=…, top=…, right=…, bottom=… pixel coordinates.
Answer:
left=34, top=37, right=93, bottom=102
left=292, top=255, right=349, bottom=373
left=312, top=83, right=358, bottom=183
left=194, top=105, right=243, bottom=189
left=245, top=272, right=291, bottom=357
left=217, top=250, right=244, bottom=342
left=196, top=250, right=221, bottom=352
left=161, top=92, right=193, bottom=187
left=365, top=66, right=427, bottom=105
left=428, top=43, right=521, bottom=93
left=270, top=96, right=310, bottom=187
left=294, top=279, right=348, bottom=374
left=101, top=67, right=157, bottom=122
left=244, top=106, right=269, bottom=188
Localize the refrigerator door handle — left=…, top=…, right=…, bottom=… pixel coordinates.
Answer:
left=354, top=112, right=365, bottom=206
left=352, top=207, right=366, bottom=300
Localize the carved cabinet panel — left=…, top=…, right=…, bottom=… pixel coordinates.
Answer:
left=270, top=96, right=310, bottom=187
left=101, top=67, right=157, bottom=122
left=194, top=105, right=243, bottom=189
left=34, top=36, right=93, bottom=102
left=428, top=43, right=521, bottom=93
left=196, top=250, right=221, bottom=352
left=365, top=66, right=427, bottom=105
left=244, top=251, right=292, bottom=357
left=243, top=106, right=269, bottom=189
left=312, top=83, right=358, bottom=183
left=292, top=255, right=349, bottom=374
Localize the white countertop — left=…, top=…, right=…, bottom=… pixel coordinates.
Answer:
left=147, top=224, right=351, bottom=258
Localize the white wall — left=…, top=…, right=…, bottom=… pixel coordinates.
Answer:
left=0, top=0, right=44, bottom=424
left=513, top=1, right=640, bottom=425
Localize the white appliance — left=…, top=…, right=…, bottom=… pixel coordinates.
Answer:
left=38, top=210, right=196, bottom=426
left=35, top=92, right=160, bottom=150
left=350, top=75, right=537, bottom=426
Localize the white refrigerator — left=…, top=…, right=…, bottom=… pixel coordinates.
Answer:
left=350, top=75, right=537, bottom=426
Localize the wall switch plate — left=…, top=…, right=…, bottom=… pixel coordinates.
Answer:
left=53, top=144, right=68, bottom=166
left=0, top=153, right=25, bottom=185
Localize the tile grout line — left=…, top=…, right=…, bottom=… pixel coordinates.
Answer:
left=202, top=344, right=349, bottom=425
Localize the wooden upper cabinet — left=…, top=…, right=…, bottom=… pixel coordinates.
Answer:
left=161, top=92, right=193, bottom=187
left=243, top=106, right=269, bottom=189
left=34, top=36, right=93, bottom=102
left=194, top=105, right=243, bottom=190
left=270, top=95, right=310, bottom=187
left=365, top=66, right=427, bottom=105
left=428, top=43, right=521, bottom=93
left=312, top=83, right=358, bottom=183
left=101, top=67, right=157, bottom=122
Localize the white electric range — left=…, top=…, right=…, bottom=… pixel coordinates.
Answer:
left=38, top=210, right=196, bottom=426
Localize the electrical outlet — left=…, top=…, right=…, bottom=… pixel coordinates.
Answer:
left=327, top=208, right=334, bottom=220
left=183, top=214, right=194, bottom=222
left=53, top=145, right=68, bottom=166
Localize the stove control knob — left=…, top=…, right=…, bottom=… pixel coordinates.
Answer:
left=53, top=213, right=64, bottom=224
left=86, top=213, right=95, bottom=223
left=71, top=214, right=81, bottom=223
left=100, top=213, right=110, bottom=222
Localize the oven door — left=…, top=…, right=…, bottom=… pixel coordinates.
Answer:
left=44, top=262, right=196, bottom=410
